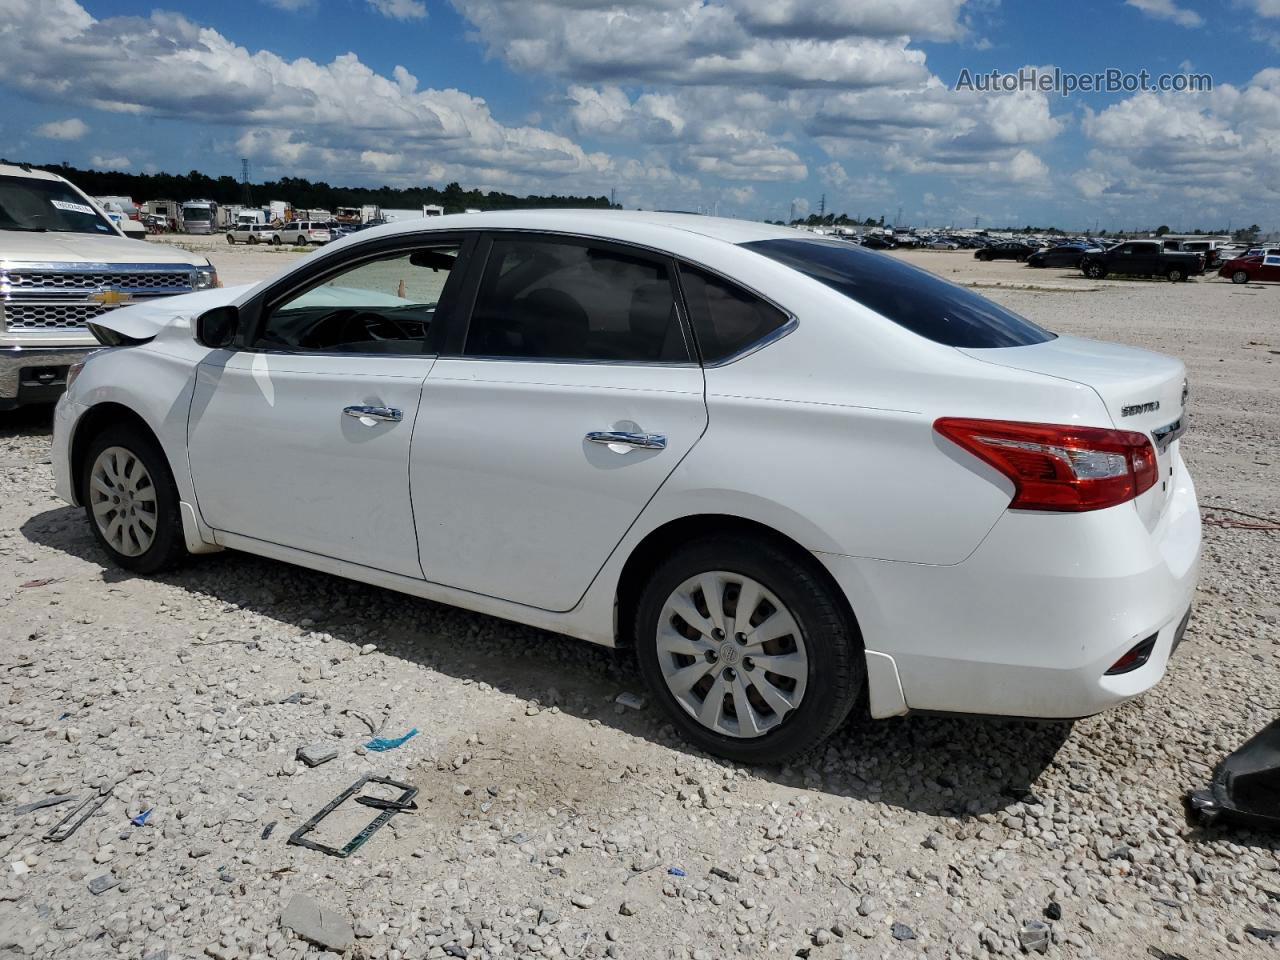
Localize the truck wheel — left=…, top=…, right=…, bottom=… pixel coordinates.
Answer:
left=1084, top=262, right=1107, bottom=279
left=1232, top=270, right=1249, bottom=284
left=271, top=235, right=282, bottom=245
left=248, top=235, right=258, bottom=245
left=225, top=234, right=235, bottom=244
left=1167, top=267, right=1185, bottom=283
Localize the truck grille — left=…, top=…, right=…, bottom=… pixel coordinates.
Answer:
left=0, top=266, right=195, bottom=335
left=1, top=302, right=110, bottom=330
left=1, top=270, right=194, bottom=293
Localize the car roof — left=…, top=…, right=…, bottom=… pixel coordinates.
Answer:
left=0, top=161, right=70, bottom=183
left=355, top=209, right=798, bottom=248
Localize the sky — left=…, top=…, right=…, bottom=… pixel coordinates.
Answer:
left=1, top=0, right=1278, bottom=230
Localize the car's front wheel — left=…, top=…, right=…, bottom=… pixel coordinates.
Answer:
left=634, top=535, right=863, bottom=763
left=1084, top=261, right=1107, bottom=279
left=81, top=425, right=187, bottom=574
left=225, top=233, right=235, bottom=244
left=1232, top=270, right=1249, bottom=284
left=1167, top=266, right=1185, bottom=282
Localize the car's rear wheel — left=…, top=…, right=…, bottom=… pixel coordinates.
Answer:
left=1232, top=270, right=1249, bottom=284
left=1084, top=261, right=1107, bottom=279
left=1167, top=266, right=1185, bottom=282
left=248, top=235, right=258, bottom=245
left=634, top=535, right=863, bottom=764
left=81, top=425, right=187, bottom=574
left=271, top=235, right=282, bottom=245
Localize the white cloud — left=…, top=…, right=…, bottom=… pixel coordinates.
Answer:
left=1074, top=70, right=1280, bottom=214
left=34, top=117, right=88, bottom=140
left=90, top=154, right=130, bottom=169
left=0, top=0, right=628, bottom=193
left=1243, top=0, right=1280, bottom=14
left=725, top=0, right=969, bottom=40
left=264, top=0, right=313, bottom=9
left=368, top=0, right=427, bottom=20
left=1124, top=0, right=1202, bottom=28
left=450, top=0, right=931, bottom=90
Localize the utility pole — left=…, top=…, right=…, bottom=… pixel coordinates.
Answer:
left=896, top=205, right=903, bottom=228
left=974, top=215, right=980, bottom=230
left=789, top=200, right=795, bottom=223
left=818, top=194, right=826, bottom=218
left=240, top=158, right=252, bottom=207
left=610, top=187, right=616, bottom=208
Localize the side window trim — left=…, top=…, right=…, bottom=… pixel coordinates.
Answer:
left=236, top=230, right=478, bottom=355
left=446, top=231, right=698, bottom=367
left=673, top=259, right=797, bottom=368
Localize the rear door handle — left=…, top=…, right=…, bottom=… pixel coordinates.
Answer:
left=585, top=431, right=667, bottom=451
left=344, top=404, right=402, bottom=423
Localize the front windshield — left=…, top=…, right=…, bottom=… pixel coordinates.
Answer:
left=0, top=174, right=116, bottom=235
left=183, top=207, right=213, bottom=222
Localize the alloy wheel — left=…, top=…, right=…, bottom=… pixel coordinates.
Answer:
left=89, top=446, right=158, bottom=557
left=655, top=571, right=808, bottom=739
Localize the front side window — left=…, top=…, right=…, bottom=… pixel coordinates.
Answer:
left=464, top=237, right=688, bottom=362
left=678, top=264, right=790, bottom=362
left=0, top=175, right=116, bottom=235
left=744, top=237, right=1054, bottom=349
left=256, top=245, right=459, bottom=354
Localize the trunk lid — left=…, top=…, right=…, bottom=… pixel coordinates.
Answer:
left=959, top=335, right=1187, bottom=524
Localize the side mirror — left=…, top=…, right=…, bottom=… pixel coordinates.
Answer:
left=194, top=305, right=239, bottom=348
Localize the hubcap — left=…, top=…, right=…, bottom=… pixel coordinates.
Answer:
left=655, top=571, right=808, bottom=739
left=89, top=446, right=158, bottom=557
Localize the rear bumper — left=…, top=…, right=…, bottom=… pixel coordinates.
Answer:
left=0, top=345, right=95, bottom=409
left=821, top=450, right=1201, bottom=719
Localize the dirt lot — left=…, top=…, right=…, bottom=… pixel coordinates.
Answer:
left=1, top=237, right=1277, bottom=960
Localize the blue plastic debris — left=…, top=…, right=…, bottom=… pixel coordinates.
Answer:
left=365, top=728, right=418, bottom=752
left=668, top=867, right=686, bottom=877
left=57, top=713, right=70, bottom=721
left=130, top=809, right=152, bottom=827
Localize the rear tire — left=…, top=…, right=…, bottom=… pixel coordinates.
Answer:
left=1167, top=267, right=1185, bottom=282
left=225, top=234, right=235, bottom=244
left=1084, top=261, right=1107, bottom=279
left=633, top=534, right=863, bottom=764
left=80, top=424, right=188, bottom=574
left=1232, top=270, right=1249, bottom=284
left=271, top=235, right=282, bottom=246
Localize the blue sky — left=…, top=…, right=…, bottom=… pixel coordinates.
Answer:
left=2, top=0, right=1278, bottom=229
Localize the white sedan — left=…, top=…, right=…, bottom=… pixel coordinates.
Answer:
left=51, top=211, right=1200, bottom=763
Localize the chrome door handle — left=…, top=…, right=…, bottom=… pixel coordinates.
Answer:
left=343, top=404, right=402, bottom=422
left=585, top=431, right=667, bottom=450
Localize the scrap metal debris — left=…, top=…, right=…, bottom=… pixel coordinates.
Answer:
left=44, top=787, right=110, bottom=843
left=287, top=775, right=418, bottom=859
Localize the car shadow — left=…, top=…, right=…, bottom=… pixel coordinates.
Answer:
left=22, top=504, right=1072, bottom=818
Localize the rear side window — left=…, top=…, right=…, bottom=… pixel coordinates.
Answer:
left=743, top=238, right=1054, bottom=348
left=678, top=265, right=790, bottom=362
left=464, top=237, right=689, bottom=363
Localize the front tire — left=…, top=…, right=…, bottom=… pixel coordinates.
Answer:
left=271, top=235, right=282, bottom=246
left=634, top=535, right=863, bottom=764
left=81, top=425, right=187, bottom=574
left=225, top=234, right=235, bottom=244
left=1084, top=261, right=1107, bottom=279
left=1167, top=267, right=1185, bottom=282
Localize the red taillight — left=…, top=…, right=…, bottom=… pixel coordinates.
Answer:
left=934, top=418, right=1158, bottom=512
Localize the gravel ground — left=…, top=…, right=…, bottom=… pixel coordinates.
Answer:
left=1, top=240, right=1278, bottom=960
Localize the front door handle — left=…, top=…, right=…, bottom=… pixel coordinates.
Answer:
left=344, top=404, right=402, bottom=423
left=586, top=431, right=667, bottom=451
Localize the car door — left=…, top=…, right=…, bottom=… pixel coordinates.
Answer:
left=1263, top=254, right=1280, bottom=282
left=410, top=233, right=708, bottom=611
left=187, top=236, right=470, bottom=577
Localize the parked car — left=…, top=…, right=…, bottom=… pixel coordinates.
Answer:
left=1218, top=254, right=1280, bottom=284
left=52, top=212, right=1199, bottom=763
left=975, top=241, right=1035, bottom=262
left=278, top=221, right=332, bottom=245
left=858, top=233, right=895, bottom=250
left=1026, top=243, right=1101, bottom=269
left=0, top=161, right=216, bottom=411
left=1080, top=241, right=1204, bottom=281
left=225, top=223, right=280, bottom=245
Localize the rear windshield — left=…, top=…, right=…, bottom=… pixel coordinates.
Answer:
left=743, top=237, right=1055, bottom=348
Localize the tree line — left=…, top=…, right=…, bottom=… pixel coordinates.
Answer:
left=36, top=163, right=615, bottom=214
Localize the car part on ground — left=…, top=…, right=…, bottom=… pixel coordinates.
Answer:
left=1186, top=719, right=1280, bottom=831
left=287, top=775, right=419, bottom=858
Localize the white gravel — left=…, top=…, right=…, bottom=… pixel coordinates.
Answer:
left=0, top=242, right=1277, bottom=959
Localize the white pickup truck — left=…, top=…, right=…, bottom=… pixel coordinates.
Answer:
left=0, top=162, right=217, bottom=410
